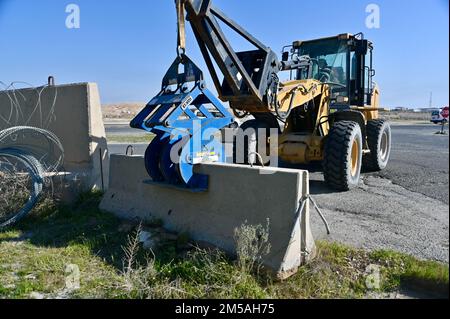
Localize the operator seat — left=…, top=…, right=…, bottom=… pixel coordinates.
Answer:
left=317, top=59, right=332, bottom=82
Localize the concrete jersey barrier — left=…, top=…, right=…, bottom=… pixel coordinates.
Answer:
left=0, top=83, right=109, bottom=197
left=100, top=154, right=316, bottom=279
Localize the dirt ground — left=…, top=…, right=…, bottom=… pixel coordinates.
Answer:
left=102, top=103, right=145, bottom=119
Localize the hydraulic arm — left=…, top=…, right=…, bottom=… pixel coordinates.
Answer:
left=132, top=0, right=388, bottom=192
left=178, top=0, right=289, bottom=116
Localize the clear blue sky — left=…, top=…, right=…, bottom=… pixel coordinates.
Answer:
left=0, top=0, right=448, bottom=108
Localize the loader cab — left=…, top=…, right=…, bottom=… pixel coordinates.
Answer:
left=290, top=33, right=375, bottom=108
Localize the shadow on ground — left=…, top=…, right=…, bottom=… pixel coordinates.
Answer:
left=280, top=160, right=383, bottom=195
left=0, top=193, right=149, bottom=271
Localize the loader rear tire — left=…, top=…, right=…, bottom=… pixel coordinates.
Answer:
left=323, top=121, right=363, bottom=191
left=363, top=119, right=391, bottom=172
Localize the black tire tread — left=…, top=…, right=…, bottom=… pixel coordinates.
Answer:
left=363, top=119, right=389, bottom=172
left=323, top=121, right=360, bottom=191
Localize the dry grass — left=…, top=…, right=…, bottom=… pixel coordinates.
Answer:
left=234, top=219, right=271, bottom=275
left=380, top=111, right=431, bottom=122
left=0, top=192, right=448, bottom=299
left=106, top=134, right=153, bottom=144
left=0, top=165, right=33, bottom=222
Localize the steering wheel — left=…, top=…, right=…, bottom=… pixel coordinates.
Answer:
left=318, top=67, right=332, bottom=83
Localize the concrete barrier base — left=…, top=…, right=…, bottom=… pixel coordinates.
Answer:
left=100, top=154, right=316, bottom=279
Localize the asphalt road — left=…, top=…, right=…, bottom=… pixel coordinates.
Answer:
left=376, top=124, right=449, bottom=204
left=106, top=122, right=449, bottom=262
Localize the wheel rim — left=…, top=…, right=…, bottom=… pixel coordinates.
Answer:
left=380, top=130, right=389, bottom=162
left=351, top=140, right=360, bottom=177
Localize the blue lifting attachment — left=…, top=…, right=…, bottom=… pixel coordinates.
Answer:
left=130, top=54, right=234, bottom=190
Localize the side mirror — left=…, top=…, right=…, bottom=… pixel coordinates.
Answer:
left=282, top=51, right=290, bottom=62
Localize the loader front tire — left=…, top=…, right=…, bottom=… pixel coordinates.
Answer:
left=323, top=121, right=363, bottom=191
left=363, top=119, right=391, bottom=172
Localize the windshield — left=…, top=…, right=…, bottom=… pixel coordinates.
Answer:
left=297, top=38, right=349, bottom=96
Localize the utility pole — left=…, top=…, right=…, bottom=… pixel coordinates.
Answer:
left=429, top=92, right=433, bottom=108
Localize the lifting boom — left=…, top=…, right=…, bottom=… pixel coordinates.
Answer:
left=178, top=0, right=297, bottom=118
left=131, top=0, right=391, bottom=192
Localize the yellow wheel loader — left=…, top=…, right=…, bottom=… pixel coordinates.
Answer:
left=274, top=34, right=392, bottom=190
left=134, top=0, right=392, bottom=191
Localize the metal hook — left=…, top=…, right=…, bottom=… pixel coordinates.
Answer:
left=248, top=152, right=265, bottom=168
left=126, top=145, right=134, bottom=156
left=48, top=76, right=55, bottom=86
left=177, top=46, right=186, bottom=59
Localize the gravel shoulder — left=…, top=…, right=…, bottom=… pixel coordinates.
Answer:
left=310, top=174, right=449, bottom=263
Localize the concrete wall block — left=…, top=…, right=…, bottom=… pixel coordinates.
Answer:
left=0, top=82, right=109, bottom=198
left=100, top=154, right=316, bottom=279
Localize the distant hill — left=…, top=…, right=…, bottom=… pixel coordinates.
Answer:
left=103, top=102, right=431, bottom=123
left=102, top=103, right=146, bottom=119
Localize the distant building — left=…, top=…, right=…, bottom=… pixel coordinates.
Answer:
left=417, top=108, right=440, bottom=113
left=393, top=107, right=410, bottom=112
left=390, top=107, right=441, bottom=113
